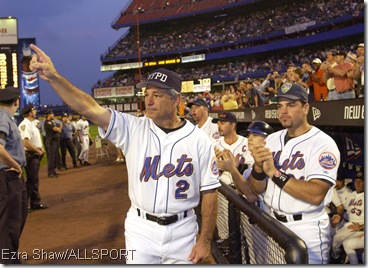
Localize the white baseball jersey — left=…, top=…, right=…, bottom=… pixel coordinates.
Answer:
left=98, top=109, right=221, bottom=215
left=215, top=135, right=254, bottom=185
left=18, top=118, right=43, bottom=150
left=198, top=117, right=220, bottom=145
left=343, top=191, right=364, bottom=224
left=77, top=119, right=90, bottom=136
left=336, top=185, right=352, bottom=210
left=263, top=126, right=340, bottom=214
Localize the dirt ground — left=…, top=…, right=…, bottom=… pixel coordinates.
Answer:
left=18, top=141, right=216, bottom=264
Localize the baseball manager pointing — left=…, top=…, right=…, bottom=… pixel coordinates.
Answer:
left=29, top=44, right=221, bottom=264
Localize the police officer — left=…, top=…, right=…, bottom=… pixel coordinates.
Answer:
left=18, top=104, right=48, bottom=212
left=0, top=87, right=28, bottom=264
left=60, top=113, right=78, bottom=169
left=44, top=110, right=62, bottom=178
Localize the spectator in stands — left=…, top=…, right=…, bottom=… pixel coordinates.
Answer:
left=188, top=98, right=220, bottom=145
left=301, top=61, right=314, bottom=101
left=292, top=67, right=310, bottom=93
left=254, top=78, right=269, bottom=105
left=221, top=87, right=238, bottom=110
left=331, top=170, right=364, bottom=264
left=323, top=49, right=338, bottom=101
left=351, top=43, right=364, bottom=98
left=323, top=50, right=355, bottom=99
left=244, top=80, right=264, bottom=107
left=211, top=93, right=223, bottom=110
left=309, top=58, right=328, bottom=101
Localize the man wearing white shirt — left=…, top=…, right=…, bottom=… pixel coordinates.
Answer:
left=18, top=104, right=47, bottom=211
left=188, top=98, right=220, bottom=145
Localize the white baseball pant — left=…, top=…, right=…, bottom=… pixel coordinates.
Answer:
left=124, top=207, right=197, bottom=264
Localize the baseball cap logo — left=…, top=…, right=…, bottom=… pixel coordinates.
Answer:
left=281, top=83, right=292, bottom=94
left=148, top=72, right=168, bottom=82
left=219, top=113, right=227, bottom=118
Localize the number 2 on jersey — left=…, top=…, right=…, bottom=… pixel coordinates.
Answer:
left=175, top=180, right=190, bottom=199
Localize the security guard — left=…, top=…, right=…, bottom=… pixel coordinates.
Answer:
left=44, top=109, right=62, bottom=178
left=18, top=104, right=48, bottom=212
left=0, top=87, right=28, bottom=264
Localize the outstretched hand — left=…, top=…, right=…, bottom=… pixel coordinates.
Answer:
left=29, top=44, right=59, bottom=82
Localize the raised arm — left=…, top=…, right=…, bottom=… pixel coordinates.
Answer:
left=29, top=44, right=111, bottom=131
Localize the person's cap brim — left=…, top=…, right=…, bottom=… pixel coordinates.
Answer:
left=271, top=95, right=302, bottom=102
left=136, top=81, right=171, bottom=90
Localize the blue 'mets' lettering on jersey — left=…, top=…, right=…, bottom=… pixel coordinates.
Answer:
left=273, top=150, right=305, bottom=171
left=140, top=154, right=194, bottom=182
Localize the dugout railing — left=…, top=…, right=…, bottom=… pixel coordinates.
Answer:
left=211, top=182, right=308, bottom=264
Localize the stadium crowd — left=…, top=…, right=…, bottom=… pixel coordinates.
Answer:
left=103, top=0, right=363, bottom=59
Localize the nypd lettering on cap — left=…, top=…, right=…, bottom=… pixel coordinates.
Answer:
left=148, top=72, right=168, bottom=83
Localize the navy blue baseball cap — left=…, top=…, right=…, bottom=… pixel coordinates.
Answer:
left=212, top=112, right=237, bottom=124
left=45, top=109, right=54, bottom=116
left=21, top=104, right=35, bottom=115
left=136, top=68, right=182, bottom=93
left=272, top=83, right=308, bottom=102
left=188, top=98, right=209, bottom=108
left=0, top=87, right=20, bottom=103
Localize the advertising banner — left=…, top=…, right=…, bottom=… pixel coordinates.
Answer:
left=18, top=38, right=40, bottom=110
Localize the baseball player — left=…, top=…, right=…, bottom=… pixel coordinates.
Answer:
left=77, top=115, right=92, bottom=166
left=30, top=44, right=220, bottom=264
left=18, top=104, right=48, bottom=211
left=188, top=98, right=220, bottom=145
left=216, top=121, right=274, bottom=264
left=216, top=121, right=274, bottom=203
left=212, top=112, right=254, bottom=186
left=249, top=83, right=340, bottom=264
left=331, top=171, right=364, bottom=264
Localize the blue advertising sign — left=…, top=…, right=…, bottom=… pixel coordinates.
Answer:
left=18, top=38, right=40, bottom=110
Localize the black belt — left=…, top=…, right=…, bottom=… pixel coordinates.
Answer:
left=273, top=211, right=302, bottom=223
left=137, top=208, right=187, bottom=226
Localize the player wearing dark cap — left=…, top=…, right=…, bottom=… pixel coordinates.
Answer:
left=0, top=87, right=28, bottom=264
left=18, top=104, right=48, bottom=212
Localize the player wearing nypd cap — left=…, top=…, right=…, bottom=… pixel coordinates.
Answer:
left=249, top=83, right=340, bottom=264
left=0, top=87, right=28, bottom=264
left=188, top=98, right=220, bottom=145
left=29, top=44, right=221, bottom=264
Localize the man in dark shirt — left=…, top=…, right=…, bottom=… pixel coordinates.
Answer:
left=60, top=113, right=78, bottom=169
left=44, top=110, right=62, bottom=178
left=0, top=87, right=28, bottom=264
